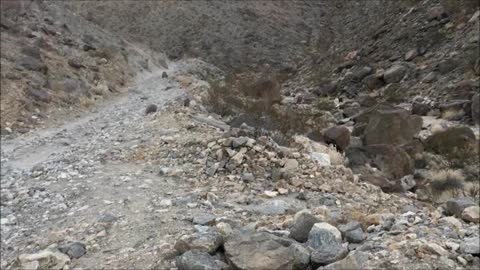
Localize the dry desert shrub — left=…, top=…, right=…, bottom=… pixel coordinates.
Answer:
left=428, top=169, right=465, bottom=201
left=441, top=109, right=464, bottom=120
left=313, top=143, right=345, bottom=166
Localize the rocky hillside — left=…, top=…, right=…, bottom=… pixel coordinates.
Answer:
left=0, top=1, right=166, bottom=134
left=1, top=0, right=480, bottom=270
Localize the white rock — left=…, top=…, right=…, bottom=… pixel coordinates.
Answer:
left=263, top=191, right=278, bottom=198
left=160, top=199, right=173, bottom=207
left=310, top=152, right=331, bottom=166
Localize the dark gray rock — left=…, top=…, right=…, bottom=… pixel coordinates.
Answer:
left=384, top=65, right=407, bottom=83
left=145, top=104, right=158, bottom=115
left=411, top=102, right=431, bottom=116
left=307, top=223, right=348, bottom=265
left=232, top=137, right=249, bottom=148
left=162, top=71, right=168, bottom=78
left=338, top=221, right=365, bottom=243
left=174, top=228, right=223, bottom=254
left=290, top=210, right=321, bottom=242
left=445, top=197, right=476, bottom=218
left=59, top=242, right=86, bottom=259
left=96, top=212, right=117, bottom=223
left=176, top=251, right=224, bottom=270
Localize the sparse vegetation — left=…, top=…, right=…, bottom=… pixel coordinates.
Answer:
left=428, top=169, right=466, bottom=202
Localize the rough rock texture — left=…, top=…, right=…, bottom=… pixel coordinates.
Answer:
left=176, top=251, right=224, bottom=270
left=174, top=229, right=224, bottom=254
left=338, top=221, right=366, bottom=243
left=307, top=223, right=348, bottom=265
left=363, top=109, right=422, bottom=146
left=289, top=210, right=321, bottom=242
left=323, top=126, right=351, bottom=152
left=224, top=232, right=298, bottom=270
left=347, top=144, right=414, bottom=180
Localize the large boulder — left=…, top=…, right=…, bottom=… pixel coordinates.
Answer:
left=323, top=126, right=351, bottom=151
left=363, top=109, right=422, bottom=146
left=307, top=223, right=348, bottom=266
left=289, top=210, right=321, bottom=242
left=425, top=127, right=476, bottom=157
left=346, top=144, right=414, bottom=180
left=224, top=232, right=307, bottom=270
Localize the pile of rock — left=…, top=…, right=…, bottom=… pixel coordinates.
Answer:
left=174, top=209, right=368, bottom=270
left=203, top=128, right=337, bottom=182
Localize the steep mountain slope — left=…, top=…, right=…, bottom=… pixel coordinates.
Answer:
left=64, top=0, right=479, bottom=105
left=0, top=1, right=166, bottom=133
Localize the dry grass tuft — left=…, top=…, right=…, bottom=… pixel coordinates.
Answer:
left=428, top=169, right=465, bottom=201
